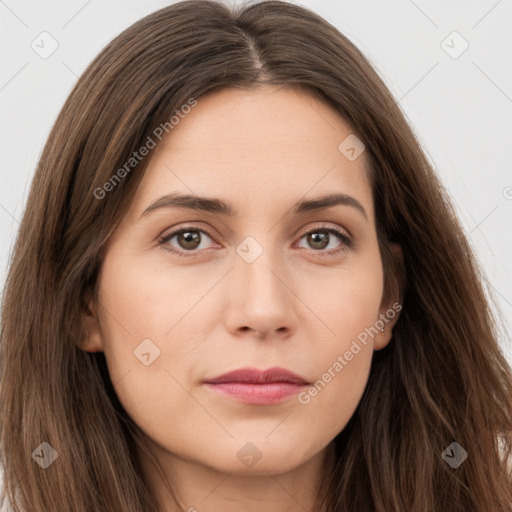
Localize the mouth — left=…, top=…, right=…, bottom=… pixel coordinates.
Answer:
left=202, top=367, right=310, bottom=405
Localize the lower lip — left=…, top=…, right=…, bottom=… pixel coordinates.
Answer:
left=204, top=382, right=307, bottom=404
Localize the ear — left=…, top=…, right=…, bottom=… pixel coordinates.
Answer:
left=78, top=296, right=105, bottom=353
left=374, top=243, right=404, bottom=351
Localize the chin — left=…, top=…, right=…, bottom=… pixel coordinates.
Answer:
left=194, top=436, right=323, bottom=476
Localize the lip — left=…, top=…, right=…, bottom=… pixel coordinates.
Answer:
left=203, top=367, right=310, bottom=405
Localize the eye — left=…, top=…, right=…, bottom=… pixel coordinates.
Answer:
left=158, top=223, right=354, bottom=258
left=158, top=226, right=218, bottom=257
left=295, top=224, right=353, bottom=256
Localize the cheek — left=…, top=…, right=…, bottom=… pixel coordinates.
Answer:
left=299, top=341, right=373, bottom=421
left=94, top=248, right=213, bottom=443
left=96, top=245, right=205, bottom=347
left=297, top=251, right=383, bottom=425
left=292, top=306, right=378, bottom=448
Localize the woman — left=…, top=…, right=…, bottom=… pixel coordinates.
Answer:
left=1, top=1, right=511, bottom=511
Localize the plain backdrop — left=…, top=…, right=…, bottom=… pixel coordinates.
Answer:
left=0, top=1, right=511, bottom=365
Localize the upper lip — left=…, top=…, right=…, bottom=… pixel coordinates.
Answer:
left=203, top=367, right=310, bottom=385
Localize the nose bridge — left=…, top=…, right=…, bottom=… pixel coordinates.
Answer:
left=231, top=231, right=294, bottom=315
left=220, top=226, right=301, bottom=339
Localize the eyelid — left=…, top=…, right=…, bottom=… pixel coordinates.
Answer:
left=157, top=221, right=354, bottom=257
left=294, top=221, right=352, bottom=239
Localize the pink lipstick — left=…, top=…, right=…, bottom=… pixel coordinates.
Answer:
left=203, top=367, right=310, bottom=405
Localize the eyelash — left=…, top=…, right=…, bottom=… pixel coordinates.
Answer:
left=157, top=223, right=354, bottom=259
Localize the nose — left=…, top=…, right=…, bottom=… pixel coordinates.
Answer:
left=223, top=237, right=298, bottom=340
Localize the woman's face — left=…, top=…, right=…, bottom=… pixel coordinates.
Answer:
left=84, top=85, right=399, bottom=476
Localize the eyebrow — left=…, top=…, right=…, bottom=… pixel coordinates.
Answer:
left=140, top=192, right=368, bottom=220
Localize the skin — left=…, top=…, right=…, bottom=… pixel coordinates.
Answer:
left=82, top=85, right=401, bottom=512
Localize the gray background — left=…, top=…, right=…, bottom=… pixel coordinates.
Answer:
left=1, top=0, right=511, bottom=367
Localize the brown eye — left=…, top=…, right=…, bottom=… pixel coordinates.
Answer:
left=158, top=224, right=353, bottom=259
left=305, top=231, right=330, bottom=250
left=176, top=230, right=202, bottom=250
left=296, top=227, right=352, bottom=255
left=158, top=227, right=217, bottom=257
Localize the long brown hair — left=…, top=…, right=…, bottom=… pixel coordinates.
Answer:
left=1, top=1, right=511, bottom=510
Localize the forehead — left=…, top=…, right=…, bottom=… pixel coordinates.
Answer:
left=128, top=85, right=374, bottom=223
